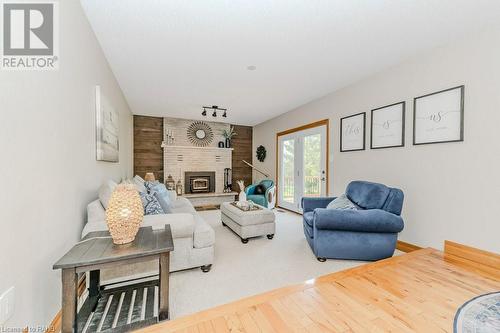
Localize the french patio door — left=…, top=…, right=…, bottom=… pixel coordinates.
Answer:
left=278, top=123, right=328, bottom=213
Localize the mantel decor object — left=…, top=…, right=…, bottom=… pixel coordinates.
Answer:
left=165, top=174, right=176, bottom=190
left=221, top=126, right=237, bottom=148
left=105, top=184, right=144, bottom=245
left=187, top=121, right=214, bottom=147
left=176, top=180, right=183, bottom=196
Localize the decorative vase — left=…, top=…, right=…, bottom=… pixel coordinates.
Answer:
left=218, top=141, right=225, bottom=148
left=144, top=172, right=156, bottom=182
left=225, top=138, right=231, bottom=148
left=106, top=184, right=144, bottom=245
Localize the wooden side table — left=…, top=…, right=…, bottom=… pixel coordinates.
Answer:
left=53, top=225, right=174, bottom=333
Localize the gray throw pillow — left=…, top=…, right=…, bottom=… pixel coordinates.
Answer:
left=154, top=191, right=172, bottom=214
left=140, top=192, right=165, bottom=215
left=98, top=180, right=117, bottom=209
left=326, top=194, right=358, bottom=210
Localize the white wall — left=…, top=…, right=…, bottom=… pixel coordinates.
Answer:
left=0, top=1, right=133, bottom=328
left=253, top=27, right=500, bottom=253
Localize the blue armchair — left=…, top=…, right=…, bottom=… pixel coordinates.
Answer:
left=302, top=181, right=404, bottom=261
left=245, top=180, right=276, bottom=209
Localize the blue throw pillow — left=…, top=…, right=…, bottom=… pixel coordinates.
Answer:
left=140, top=192, right=164, bottom=215
left=154, top=191, right=172, bottom=214
left=326, top=194, right=358, bottom=210
left=150, top=182, right=168, bottom=194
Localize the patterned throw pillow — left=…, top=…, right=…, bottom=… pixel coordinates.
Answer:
left=326, top=194, right=358, bottom=210
left=144, top=180, right=160, bottom=193
left=140, top=192, right=164, bottom=215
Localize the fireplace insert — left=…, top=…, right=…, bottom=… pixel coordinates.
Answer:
left=184, top=171, right=215, bottom=194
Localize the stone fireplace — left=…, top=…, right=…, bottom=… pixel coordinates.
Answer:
left=184, top=171, right=216, bottom=194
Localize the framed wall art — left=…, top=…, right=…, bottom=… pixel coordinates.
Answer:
left=370, top=101, right=405, bottom=149
left=413, top=85, right=464, bottom=145
left=96, top=86, right=119, bottom=162
left=340, top=112, right=366, bottom=152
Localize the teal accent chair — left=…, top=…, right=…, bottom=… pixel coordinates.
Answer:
left=245, top=180, right=276, bottom=209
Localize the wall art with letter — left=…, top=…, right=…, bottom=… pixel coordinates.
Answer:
left=371, top=102, right=405, bottom=149
left=96, top=85, right=119, bottom=162
left=340, top=112, right=365, bottom=152
left=413, top=86, right=464, bottom=145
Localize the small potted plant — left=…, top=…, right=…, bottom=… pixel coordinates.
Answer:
left=221, top=126, right=237, bottom=148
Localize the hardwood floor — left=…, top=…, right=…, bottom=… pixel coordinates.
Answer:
left=139, top=248, right=500, bottom=332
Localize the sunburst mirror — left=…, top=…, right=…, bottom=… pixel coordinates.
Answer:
left=187, top=121, right=214, bottom=147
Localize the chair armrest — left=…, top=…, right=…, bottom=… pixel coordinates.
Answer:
left=302, top=197, right=336, bottom=213
left=245, top=184, right=257, bottom=195
left=264, top=185, right=276, bottom=198
left=314, top=209, right=404, bottom=233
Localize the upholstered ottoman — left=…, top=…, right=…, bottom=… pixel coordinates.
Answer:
left=220, top=202, right=276, bottom=243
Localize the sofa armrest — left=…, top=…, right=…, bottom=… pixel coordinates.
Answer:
left=302, top=197, right=336, bottom=213
left=314, top=209, right=404, bottom=233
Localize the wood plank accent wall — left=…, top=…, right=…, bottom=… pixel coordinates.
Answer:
left=231, top=125, right=253, bottom=190
left=134, top=116, right=164, bottom=183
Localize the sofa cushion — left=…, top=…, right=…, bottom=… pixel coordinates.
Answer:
left=193, top=214, right=215, bottom=248
left=326, top=194, right=358, bottom=210
left=170, top=197, right=197, bottom=214
left=346, top=181, right=390, bottom=210
left=246, top=194, right=266, bottom=207
left=143, top=213, right=194, bottom=239
left=140, top=192, right=164, bottom=215
left=98, top=180, right=117, bottom=209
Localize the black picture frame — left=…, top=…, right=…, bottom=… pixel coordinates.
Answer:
left=340, top=112, right=366, bottom=152
left=370, top=101, right=406, bottom=149
left=413, top=85, right=465, bottom=145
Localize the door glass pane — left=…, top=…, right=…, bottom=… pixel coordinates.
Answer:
left=282, top=139, right=295, bottom=203
left=303, top=133, right=321, bottom=197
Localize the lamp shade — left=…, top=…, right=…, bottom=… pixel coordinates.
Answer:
left=105, top=184, right=144, bottom=245
left=144, top=172, right=156, bottom=182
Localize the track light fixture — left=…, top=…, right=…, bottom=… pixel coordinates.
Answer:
left=201, top=105, right=228, bottom=119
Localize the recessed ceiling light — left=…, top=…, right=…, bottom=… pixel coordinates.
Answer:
left=247, top=65, right=256, bottom=71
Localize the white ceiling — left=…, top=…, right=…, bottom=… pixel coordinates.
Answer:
left=81, top=0, right=500, bottom=126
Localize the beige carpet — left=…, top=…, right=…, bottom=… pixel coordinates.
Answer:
left=168, top=209, right=367, bottom=319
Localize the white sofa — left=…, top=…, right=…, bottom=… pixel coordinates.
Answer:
left=82, top=181, right=215, bottom=283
